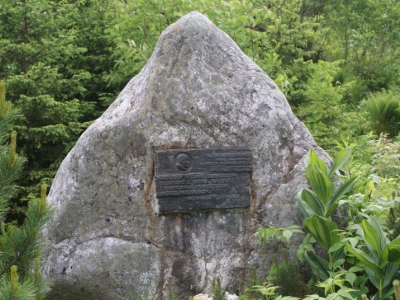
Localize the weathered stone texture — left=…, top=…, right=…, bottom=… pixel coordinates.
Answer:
left=42, top=11, right=327, bottom=299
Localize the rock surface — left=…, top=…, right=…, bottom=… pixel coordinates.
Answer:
left=42, top=11, right=327, bottom=300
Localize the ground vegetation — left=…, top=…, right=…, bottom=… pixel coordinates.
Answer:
left=0, top=0, right=400, bottom=298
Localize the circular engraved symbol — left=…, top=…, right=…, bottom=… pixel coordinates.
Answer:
left=174, top=152, right=193, bottom=172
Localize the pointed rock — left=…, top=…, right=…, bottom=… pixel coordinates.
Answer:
left=42, top=11, right=327, bottom=299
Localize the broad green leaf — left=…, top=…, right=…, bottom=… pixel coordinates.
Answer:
left=297, top=233, right=314, bottom=262
left=379, top=285, right=396, bottom=300
left=387, top=236, right=400, bottom=264
left=342, top=237, right=361, bottom=248
left=296, top=188, right=325, bottom=217
left=302, top=295, right=322, bottom=300
left=346, top=243, right=384, bottom=282
left=306, top=149, right=328, bottom=176
left=361, top=220, right=382, bottom=256
left=348, top=266, right=364, bottom=272
left=257, top=228, right=274, bottom=244
left=282, top=229, right=293, bottom=242
left=328, top=148, right=353, bottom=178
left=362, top=217, right=388, bottom=267
left=333, top=258, right=345, bottom=270
left=332, top=245, right=346, bottom=264
left=382, top=262, right=399, bottom=288
left=345, top=272, right=357, bottom=286
left=297, top=194, right=315, bottom=219
left=304, top=215, right=340, bottom=251
left=326, top=177, right=358, bottom=217
left=306, top=164, right=333, bottom=204
left=305, top=251, right=330, bottom=280
left=365, top=268, right=379, bottom=290
left=335, top=287, right=360, bottom=299
left=328, top=242, right=343, bottom=253
left=287, top=225, right=303, bottom=233
left=368, top=216, right=388, bottom=250
left=274, top=296, right=301, bottom=300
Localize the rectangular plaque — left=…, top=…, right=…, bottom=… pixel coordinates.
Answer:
left=155, top=148, right=252, bottom=212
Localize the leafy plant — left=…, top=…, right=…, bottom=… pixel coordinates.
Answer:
left=364, top=90, right=400, bottom=137
left=296, top=148, right=357, bottom=219
left=296, top=148, right=357, bottom=281
left=245, top=282, right=279, bottom=300
left=257, top=224, right=303, bottom=253
left=387, top=200, right=400, bottom=241
left=316, top=271, right=358, bottom=299
left=257, top=223, right=308, bottom=298
left=267, top=258, right=309, bottom=298
left=296, top=148, right=373, bottom=298
left=211, top=276, right=226, bottom=300
left=346, top=216, right=400, bottom=299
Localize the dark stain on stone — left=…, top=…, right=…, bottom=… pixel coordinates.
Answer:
left=171, top=257, right=196, bottom=292
left=137, top=180, right=144, bottom=190
left=144, top=151, right=155, bottom=202
left=131, top=131, right=147, bottom=158
left=257, top=103, right=272, bottom=115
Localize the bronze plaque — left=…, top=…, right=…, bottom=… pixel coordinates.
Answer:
left=155, top=148, right=252, bottom=212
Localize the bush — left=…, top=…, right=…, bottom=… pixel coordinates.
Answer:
left=364, top=90, right=400, bottom=137
left=0, top=81, right=53, bottom=299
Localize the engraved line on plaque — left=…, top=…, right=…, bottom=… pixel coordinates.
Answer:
left=156, top=173, right=238, bottom=197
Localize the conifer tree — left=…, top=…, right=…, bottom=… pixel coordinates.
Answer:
left=0, top=81, right=53, bottom=299
left=0, top=0, right=96, bottom=211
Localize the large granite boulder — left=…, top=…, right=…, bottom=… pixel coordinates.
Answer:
left=42, top=11, right=327, bottom=300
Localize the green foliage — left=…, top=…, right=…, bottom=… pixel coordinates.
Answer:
left=0, top=82, right=26, bottom=221
left=267, top=258, right=309, bottom=298
left=257, top=224, right=303, bottom=253
left=364, top=90, right=400, bottom=137
left=1, top=1, right=400, bottom=298
left=297, top=149, right=400, bottom=299
left=296, top=148, right=357, bottom=219
left=104, top=0, right=163, bottom=91
left=257, top=224, right=308, bottom=298
left=295, top=60, right=347, bottom=147
left=240, top=266, right=265, bottom=300
left=227, top=0, right=326, bottom=107
left=0, top=0, right=398, bottom=224
left=346, top=216, right=400, bottom=298
left=244, top=282, right=279, bottom=300
left=338, top=135, right=400, bottom=234
left=304, top=216, right=340, bottom=253
left=0, top=0, right=103, bottom=218
left=387, top=202, right=400, bottom=241
left=316, top=272, right=358, bottom=299
left=369, top=135, right=400, bottom=178
left=0, top=82, right=17, bottom=141
left=322, top=0, right=400, bottom=92
left=211, top=276, right=226, bottom=300
left=0, top=81, right=53, bottom=299
left=243, top=223, right=309, bottom=299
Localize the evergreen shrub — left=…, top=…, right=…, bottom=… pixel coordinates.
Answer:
left=0, top=81, right=53, bottom=299
left=365, top=90, right=400, bottom=137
